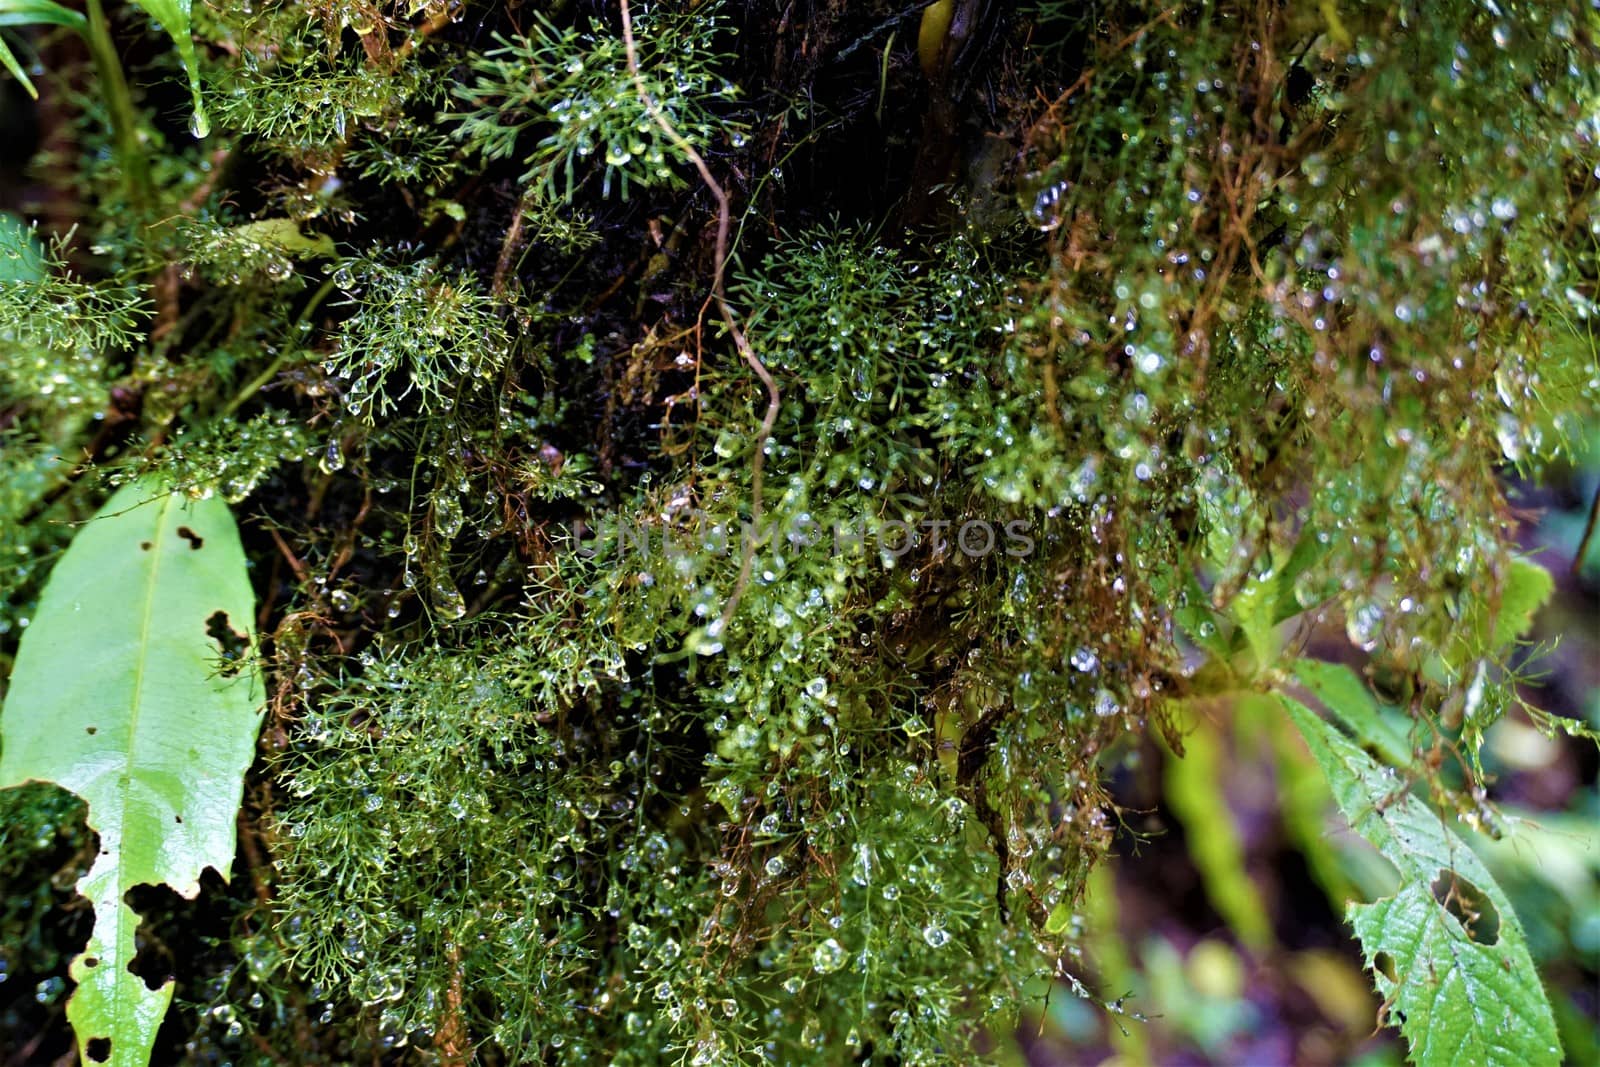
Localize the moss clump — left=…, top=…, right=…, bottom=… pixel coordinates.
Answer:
left=271, top=641, right=1051, bottom=1061
left=448, top=3, right=741, bottom=200
left=0, top=784, right=92, bottom=1056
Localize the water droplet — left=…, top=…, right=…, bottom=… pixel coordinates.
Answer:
left=1494, top=412, right=1526, bottom=461
left=686, top=625, right=724, bottom=656
left=1301, top=153, right=1330, bottom=187
left=811, top=938, right=846, bottom=973
left=434, top=494, right=464, bottom=540
left=850, top=843, right=875, bottom=886
left=1345, top=599, right=1384, bottom=651
left=430, top=577, right=466, bottom=620
left=319, top=437, right=345, bottom=474
left=1029, top=179, right=1070, bottom=231
left=921, top=921, right=951, bottom=948
left=1071, top=455, right=1100, bottom=501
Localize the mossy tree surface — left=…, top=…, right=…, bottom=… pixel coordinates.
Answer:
left=0, top=0, right=1596, bottom=1063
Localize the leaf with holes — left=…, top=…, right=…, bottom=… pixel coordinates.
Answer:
left=0, top=478, right=262, bottom=1067
left=1278, top=695, right=1559, bottom=1067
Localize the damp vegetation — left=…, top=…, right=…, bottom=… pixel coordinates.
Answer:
left=0, top=1, right=1597, bottom=1065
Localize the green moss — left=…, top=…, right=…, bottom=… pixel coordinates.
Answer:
left=324, top=256, right=512, bottom=422
left=448, top=3, right=741, bottom=200
left=0, top=784, right=92, bottom=1032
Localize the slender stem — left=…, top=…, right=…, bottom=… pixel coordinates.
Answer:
left=1574, top=484, right=1600, bottom=578
left=619, top=0, right=782, bottom=640
left=221, top=275, right=340, bottom=418
left=83, top=0, right=149, bottom=208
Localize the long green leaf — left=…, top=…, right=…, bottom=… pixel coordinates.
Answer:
left=0, top=37, right=31, bottom=96
left=0, top=478, right=262, bottom=1067
left=1293, top=658, right=1414, bottom=770
left=0, top=0, right=87, bottom=99
left=0, top=0, right=85, bottom=28
left=129, top=0, right=208, bottom=136
left=1279, top=695, right=1560, bottom=1067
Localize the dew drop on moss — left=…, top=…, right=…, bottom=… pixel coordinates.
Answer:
left=430, top=576, right=466, bottom=620
left=1346, top=600, right=1384, bottom=651
left=434, top=494, right=464, bottom=540
left=850, top=843, right=874, bottom=886
left=318, top=437, right=345, bottom=474
left=811, top=938, right=846, bottom=973
left=1093, top=689, right=1120, bottom=718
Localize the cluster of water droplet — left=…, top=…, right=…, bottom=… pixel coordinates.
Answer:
left=127, top=412, right=317, bottom=504
left=322, top=257, right=512, bottom=424
left=209, top=27, right=439, bottom=154
left=451, top=1, right=742, bottom=201
left=270, top=644, right=653, bottom=1055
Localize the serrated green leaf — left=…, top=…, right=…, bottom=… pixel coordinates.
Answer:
left=1293, top=658, right=1413, bottom=770
left=0, top=0, right=88, bottom=99
left=1279, top=695, right=1560, bottom=1067
left=1489, top=557, right=1554, bottom=651
left=227, top=218, right=336, bottom=259
left=129, top=0, right=207, bottom=137
left=1270, top=525, right=1331, bottom=622
left=0, top=478, right=263, bottom=1067
left=1228, top=572, right=1279, bottom=674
